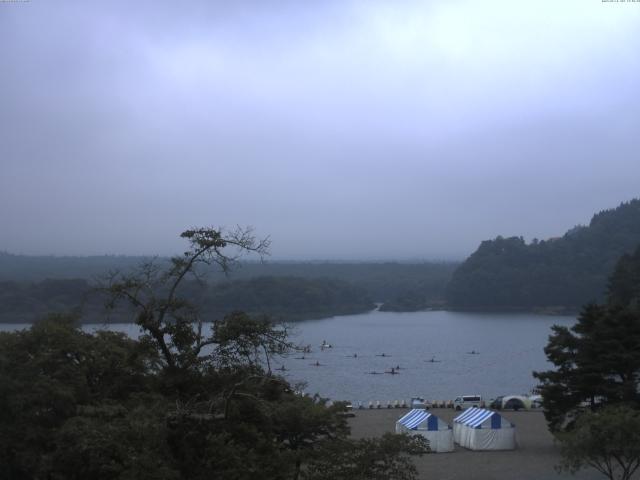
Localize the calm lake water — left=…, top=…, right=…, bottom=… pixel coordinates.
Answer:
left=1, top=309, right=574, bottom=405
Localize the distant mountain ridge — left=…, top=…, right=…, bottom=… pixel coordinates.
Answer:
left=446, top=199, right=640, bottom=311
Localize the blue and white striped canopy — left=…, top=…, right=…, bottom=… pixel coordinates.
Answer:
left=397, top=409, right=438, bottom=430
left=454, top=408, right=512, bottom=429
left=453, top=406, right=481, bottom=424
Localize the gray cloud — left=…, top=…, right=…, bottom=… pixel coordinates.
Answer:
left=1, top=0, right=639, bottom=259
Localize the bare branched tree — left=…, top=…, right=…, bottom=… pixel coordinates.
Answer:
left=100, top=226, right=280, bottom=371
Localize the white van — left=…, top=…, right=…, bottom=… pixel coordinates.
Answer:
left=453, top=395, right=483, bottom=410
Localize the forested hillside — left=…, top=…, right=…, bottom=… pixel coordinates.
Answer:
left=446, top=199, right=640, bottom=311
left=0, top=276, right=375, bottom=323
left=0, top=254, right=457, bottom=315
left=197, top=276, right=375, bottom=321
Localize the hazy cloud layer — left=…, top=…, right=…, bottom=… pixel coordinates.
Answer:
left=1, top=0, right=639, bottom=259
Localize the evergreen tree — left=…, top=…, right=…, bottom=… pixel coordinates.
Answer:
left=534, top=245, right=640, bottom=432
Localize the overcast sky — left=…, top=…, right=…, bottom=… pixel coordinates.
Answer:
left=1, top=0, right=639, bottom=260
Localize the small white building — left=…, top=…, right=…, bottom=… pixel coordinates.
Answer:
left=453, top=407, right=516, bottom=450
left=395, top=409, right=454, bottom=453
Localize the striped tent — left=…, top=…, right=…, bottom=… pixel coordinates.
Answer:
left=453, top=408, right=516, bottom=450
left=395, top=409, right=454, bottom=452
left=452, top=406, right=479, bottom=444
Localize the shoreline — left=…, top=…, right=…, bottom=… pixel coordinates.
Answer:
left=0, top=306, right=578, bottom=325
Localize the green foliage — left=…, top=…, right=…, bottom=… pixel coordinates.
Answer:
left=0, top=314, right=163, bottom=479
left=534, top=246, right=640, bottom=431
left=0, top=278, right=92, bottom=322
left=201, top=276, right=375, bottom=320
left=447, top=199, right=640, bottom=310
left=303, top=433, right=429, bottom=480
left=379, top=289, right=442, bottom=312
left=607, top=245, right=640, bottom=309
left=51, top=403, right=180, bottom=480
left=0, top=313, right=390, bottom=479
left=556, top=405, right=640, bottom=480
left=0, top=227, right=424, bottom=480
left=213, top=311, right=290, bottom=370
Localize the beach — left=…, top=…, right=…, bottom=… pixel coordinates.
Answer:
left=348, top=408, right=606, bottom=480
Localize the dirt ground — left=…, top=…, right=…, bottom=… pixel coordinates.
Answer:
left=348, top=408, right=610, bottom=480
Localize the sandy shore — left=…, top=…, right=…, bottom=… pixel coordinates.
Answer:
left=348, top=408, right=608, bottom=480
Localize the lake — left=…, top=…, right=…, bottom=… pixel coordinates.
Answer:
left=1, top=309, right=574, bottom=405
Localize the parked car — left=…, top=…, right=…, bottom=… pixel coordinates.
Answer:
left=453, top=395, right=483, bottom=410
left=411, top=397, right=430, bottom=409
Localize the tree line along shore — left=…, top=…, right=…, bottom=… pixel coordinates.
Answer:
left=2, top=198, right=640, bottom=324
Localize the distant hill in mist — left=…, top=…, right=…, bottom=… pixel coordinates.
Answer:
left=0, top=254, right=457, bottom=302
left=0, top=253, right=151, bottom=282
left=446, top=199, right=640, bottom=312
left=0, top=254, right=458, bottom=321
